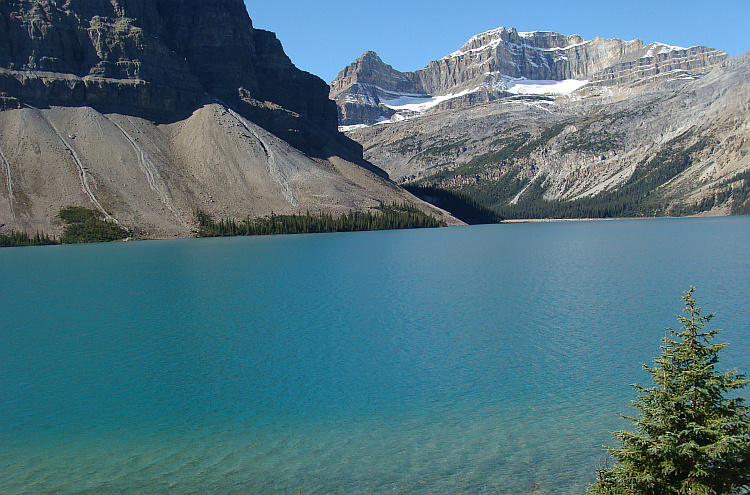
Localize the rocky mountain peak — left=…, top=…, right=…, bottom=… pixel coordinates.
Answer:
left=447, top=27, right=587, bottom=59
left=330, top=26, right=728, bottom=126
left=360, top=50, right=383, bottom=63
left=331, top=51, right=387, bottom=87
left=517, top=30, right=587, bottom=49
left=330, top=50, right=420, bottom=99
left=346, top=47, right=750, bottom=220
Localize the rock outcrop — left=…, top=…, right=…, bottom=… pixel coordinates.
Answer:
left=0, top=0, right=459, bottom=238
left=330, top=27, right=727, bottom=126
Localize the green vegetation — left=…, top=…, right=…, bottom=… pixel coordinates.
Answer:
left=58, top=206, right=130, bottom=243
left=58, top=206, right=103, bottom=225
left=194, top=203, right=447, bottom=237
left=384, top=136, right=422, bottom=155
left=589, top=288, right=750, bottom=495
left=459, top=171, right=530, bottom=210
left=1, top=206, right=130, bottom=248
left=516, top=131, right=709, bottom=218
left=729, top=173, right=750, bottom=215
left=490, top=173, right=658, bottom=219
left=0, top=230, right=58, bottom=247
left=402, top=184, right=503, bottom=224
left=537, top=122, right=569, bottom=143
left=628, top=133, right=707, bottom=197
left=408, top=117, right=738, bottom=220
left=426, top=135, right=529, bottom=181
left=510, top=94, right=554, bottom=102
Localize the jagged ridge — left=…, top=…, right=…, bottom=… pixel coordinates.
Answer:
left=330, top=27, right=727, bottom=126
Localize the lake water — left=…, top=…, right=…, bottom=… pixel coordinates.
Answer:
left=2, top=217, right=749, bottom=495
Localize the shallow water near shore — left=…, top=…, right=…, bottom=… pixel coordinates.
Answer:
left=2, top=217, right=749, bottom=494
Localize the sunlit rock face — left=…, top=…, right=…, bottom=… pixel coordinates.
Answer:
left=330, top=27, right=727, bottom=126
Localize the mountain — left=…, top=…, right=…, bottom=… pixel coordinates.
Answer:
left=330, top=27, right=727, bottom=127
left=0, top=0, right=458, bottom=239
left=334, top=29, right=750, bottom=219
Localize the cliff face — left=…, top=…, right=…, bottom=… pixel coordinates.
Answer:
left=0, top=0, right=338, bottom=148
left=0, top=0, right=460, bottom=238
left=330, top=27, right=727, bottom=126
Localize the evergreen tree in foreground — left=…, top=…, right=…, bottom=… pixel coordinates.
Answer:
left=589, top=288, right=750, bottom=495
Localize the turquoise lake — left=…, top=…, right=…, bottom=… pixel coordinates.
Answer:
left=2, top=217, right=749, bottom=494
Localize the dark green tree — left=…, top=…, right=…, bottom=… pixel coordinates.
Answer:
left=589, top=288, right=750, bottom=495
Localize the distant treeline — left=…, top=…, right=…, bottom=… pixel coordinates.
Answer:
left=0, top=230, right=58, bottom=247
left=195, top=203, right=447, bottom=237
left=0, top=206, right=130, bottom=248
left=494, top=132, right=711, bottom=219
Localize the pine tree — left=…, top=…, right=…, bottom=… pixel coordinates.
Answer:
left=589, top=288, right=750, bottom=495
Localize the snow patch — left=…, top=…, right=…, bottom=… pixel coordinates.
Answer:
left=339, top=124, right=370, bottom=132
left=486, top=74, right=589, bottom=95
left=523, top=101, right=554, bottom=114
left=447, top=39, right=502, bottom=59
left=507, top=78, right=589, bottom=95
left=345, top=93, right=378, bottom=106
left=645, top=43, right=686, bottom=58
left=658, top=44, right=682, bottom=54
left=447, top=36, right=593, bottom=59
left=380, top=87, right=478, bottom=112
left=460, top=27, right=508, bottom=47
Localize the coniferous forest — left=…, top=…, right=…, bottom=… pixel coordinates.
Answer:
left=0, top=206, right=130, bottom=248
left=413, top=167, right=750, bottom=221
left=2, top=204, right=446, bottom=247
left=402, top=185, right=503, bottom=224
left=194, top=203, right=447, bottom=237
left=57, top=206, right=131, bottom=243
left=0, top=230, right=58, bottom=247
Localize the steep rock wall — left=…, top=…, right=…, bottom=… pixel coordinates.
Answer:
left=0, top=0, right=341, bottom=151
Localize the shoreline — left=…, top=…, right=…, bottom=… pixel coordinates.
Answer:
left=2, top=212, right=740, bottom=248
left=501, top=209, right=732, bottom=223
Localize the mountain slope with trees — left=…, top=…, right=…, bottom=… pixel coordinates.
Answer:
left=343, top=50, right=750, bottom=219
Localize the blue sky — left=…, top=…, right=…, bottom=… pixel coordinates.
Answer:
left=245, top=0, right=750, bottom=83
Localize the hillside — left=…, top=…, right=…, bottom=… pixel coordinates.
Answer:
left=335, top=29, right=750, bottom=218
left=0, top=0, right=458, bottom=239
